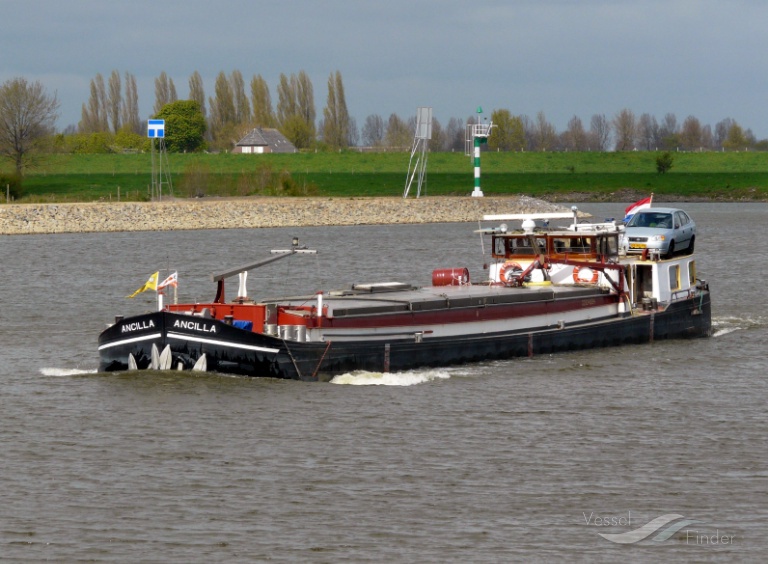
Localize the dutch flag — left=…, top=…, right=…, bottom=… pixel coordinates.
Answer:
left=623, top=195, right=653, bottom=222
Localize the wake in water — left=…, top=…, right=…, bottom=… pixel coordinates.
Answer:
left=40, top=367, right=98, bottom=377
left=40, top=366, right=456, bottom=385
left=330, top=368, right=453, bottom=386
left=712, top=315, right=766, bottom=338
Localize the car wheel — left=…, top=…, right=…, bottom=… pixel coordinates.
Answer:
left=665, top=240, right=675, bottom=259
left=688, top=235, right=695, bottom=254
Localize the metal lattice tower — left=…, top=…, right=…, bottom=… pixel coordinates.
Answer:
left=403, top=107, right=432, bottom=198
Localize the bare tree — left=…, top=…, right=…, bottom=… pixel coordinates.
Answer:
left=208, top=71, right=235, bottom=142
left=532, top=111, right=557, bottom=151
left=660, top=113, right=678, bottom=134
left=334, top=71, right=351, bottom=146
left=153, top=71, right=177, bottom=115
left=276, top=73, right=297, bottom=126
left=637, top=113, right=659, bottom=150
left=428, top=117, right=446, bottom=152
left=121, top=72, right=141, bottom=134
left=95, top=73, right=108, bottom=131
left=562, top=115, right=588, bottom=151
left=723, top=121, right=748, bottom=150
left=361, top=114, right=385, bottom=147
left=612, top=108, right=637, bottom=151
left=296, top=70, right=316, bottom=141
left=0, top=77, right=59, bottom=175
left=680, top=115, right=702, bottom=150
left=80, top=73, right=108, bottom=133
left=250, top=74, right=274, bottom=127
left=659, top=113, right=679, bottom=148
left=169, top=80, right=177, bottom=105
left=444, top=117, right=465, bottom=152
left=714, top=118, right=734, bottom=149
left=347, top=116, right=359, bottom=147
left=589, top=114, right=611, bottom=151
left=107, top=70, right=122, bottom=133
left=519, top=114, right=534, bottom=150
left=79, top=88, right=98, bottom=133
left=385, top=113, right=411, bottom=149
left=206, top=71, right=252, bottom=150
left=276, top=71, right=316, bottom=148
left=230, top=70, right=250, bottom=126
left=322, top=70, right=350, bottom=149
left=188, top=71, right=206, bottom=118
left=744, top=128, right=757, bottom=147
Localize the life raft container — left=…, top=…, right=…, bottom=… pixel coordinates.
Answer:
left=572, top=265, right=599, bottom=284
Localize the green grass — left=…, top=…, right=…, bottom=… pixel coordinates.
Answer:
left=5, top=150, right=768, bottom=202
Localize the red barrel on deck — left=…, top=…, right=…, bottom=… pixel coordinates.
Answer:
left=432, top=267, right=470, bottom=286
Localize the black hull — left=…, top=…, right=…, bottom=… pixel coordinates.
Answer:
left=98, top=311, right=285, bottom=378
left=98, top=292, right=711, bottom=382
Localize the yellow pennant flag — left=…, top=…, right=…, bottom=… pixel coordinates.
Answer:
left=126, top=271, right=159, bottom=298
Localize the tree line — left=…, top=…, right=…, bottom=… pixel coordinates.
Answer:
left=1, top=70, right=767, bottom=177
left=73, top=68, right=768, bottom=153
left=75, top=69, right=350, bottom=154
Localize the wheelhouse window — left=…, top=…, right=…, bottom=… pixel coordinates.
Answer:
left=491, top=233, right=614, bottom=259
left=508, top=237, right=533, bottom=256
left=551, top=236, right=593, bottom=256
left=493, top=236, right=506, bottom=257
left=596, top=234, right=619, bottom=257
left=669, top=264, right=681, bottom=290
left=491, top=236, right=546, bottom=258
left=688, top=260, right=696, bottom=285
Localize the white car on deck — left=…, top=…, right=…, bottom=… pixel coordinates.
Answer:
left=621, top=207, right=696, bottom=258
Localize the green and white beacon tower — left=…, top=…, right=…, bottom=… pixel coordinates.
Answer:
left=466, top=106, right=494, bottom=197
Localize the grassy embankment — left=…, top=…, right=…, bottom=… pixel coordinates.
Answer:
left=5, top=151, right=768, bottom=202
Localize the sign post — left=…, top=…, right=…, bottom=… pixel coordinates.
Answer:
left=147, top=119, right=172, bottom=200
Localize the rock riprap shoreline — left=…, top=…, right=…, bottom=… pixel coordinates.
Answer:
left=0, top=196, right=573, bottom=235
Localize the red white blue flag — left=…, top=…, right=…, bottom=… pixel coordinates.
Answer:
left=157, top=271, right=178, bottom=290
left=623, top=195, right=653, bottom=221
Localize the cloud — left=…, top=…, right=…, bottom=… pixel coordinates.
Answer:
left=3, top=0, right=767, bottom=136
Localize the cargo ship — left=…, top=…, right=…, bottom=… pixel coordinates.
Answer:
left=98, top=208, right=711, bottom=381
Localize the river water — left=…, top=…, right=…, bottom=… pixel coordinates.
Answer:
left=0, top=202, right=765, bottom=562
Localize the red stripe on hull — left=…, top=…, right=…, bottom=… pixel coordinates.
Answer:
left=317, top=294, right=617, bottom=329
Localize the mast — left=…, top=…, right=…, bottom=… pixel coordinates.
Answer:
left=211, top=238, right=317, bottom=303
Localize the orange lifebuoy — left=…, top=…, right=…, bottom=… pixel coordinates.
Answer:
left=499, top=262, right=523, bottom=284
left=572, top=265, right=599, bottom=284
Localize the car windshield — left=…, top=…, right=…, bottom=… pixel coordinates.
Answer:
left=627, top=212, right=673, bottom=229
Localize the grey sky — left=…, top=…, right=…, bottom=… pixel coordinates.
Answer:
left=3, top=0, right=766, bottom=138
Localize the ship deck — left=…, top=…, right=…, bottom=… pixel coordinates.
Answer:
left=263, top=282, right=609, bottom=318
